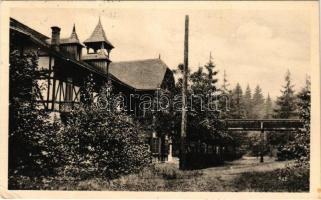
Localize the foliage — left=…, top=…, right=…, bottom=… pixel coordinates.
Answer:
left=274, top=70, right=297, bottom=118
left=230, top=83, right=246, bottom=119
left=243, top=85, right=253, bottom=118
left=271, top=70, right=303, bottom=161
left=59, top=80, right=151, bottom=180
left=252, top=85, right=265, bottom=119
left=280, top=76, right=311, bottom=165
left=9, top=49, right=63, bottom=178
left=221, top=70, right=231, bottom=94
left=264, top=94, right=273, bottom=119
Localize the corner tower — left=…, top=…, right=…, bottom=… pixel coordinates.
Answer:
left=83, top=18, right=114, bottom=74
left=83, top=18, right=114, bottom=58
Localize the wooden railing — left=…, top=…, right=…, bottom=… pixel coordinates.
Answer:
left=224, top=119, right=304, bottom=131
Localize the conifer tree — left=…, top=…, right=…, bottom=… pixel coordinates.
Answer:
left=292, top=75, right=310, bottom=164
left=230, top=83, right=246, bottom=118
left=221, top=70, right=231, bottom=94
left=264, top=93, right=273, bottom=119
left=243, top=84, right=253, bottom=118
left=252, top=85, right=265, bottom=119
left=274, top=70, right=297, bottom=119
left=203, top=53, right=218, bottom=93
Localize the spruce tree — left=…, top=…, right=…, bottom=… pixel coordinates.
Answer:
left=264, top=93, right=273, bottom=119
left=274, top=70, right=297, bottom=119
left=230, top=83, right=246, bottom=119
left=252, top=85, right=265, bottom=119
left=221, top=70, right=231, bottom=94
left=243, top=84, right=253, bottom=118
left=219, top=70, right=232, bottom=118
left=203, top=54, right=218, bottom=93
left=290, top=75, right=310, bottom=165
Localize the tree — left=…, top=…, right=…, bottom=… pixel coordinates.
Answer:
left=274, top=70, right=297, bottom=119
left=285, top=76, right=310, bottom=165
left=203, top=55, right=218, bottom=93
left=9, top=49, right=62, bottom=178
left=264, top=93, right=273, bottom=119
left=230, top=83, right=246, bottom=119
left=252, top=85, right=265, bottom=119
left=243, top=84, right=253, bottom=118
left=271, top=70, right=298, bottom=160
left=221, top=70, right=231, bottom=94
left=219, top=70, right=232, bottom=119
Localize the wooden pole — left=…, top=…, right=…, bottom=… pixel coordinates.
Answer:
left=180, top=15, right=189, bottom=170
left=260, top=122, right=264, bottom=163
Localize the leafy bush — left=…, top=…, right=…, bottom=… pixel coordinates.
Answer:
left=59, top=82, right=151, bottom=180
left=9, top=50, right=63, bottom=179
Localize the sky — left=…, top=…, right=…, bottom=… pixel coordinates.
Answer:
left=10, top=1, right=317, bottom=99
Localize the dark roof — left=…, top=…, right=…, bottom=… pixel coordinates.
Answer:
left=84, top=18, right=114, bottom=49
left=10, top=17, right=131, bottom=89
left=109, top=59, right=169, bottom=90
left=61, top=24, right=84, bottom=46
left=10, top=18, right=49, bottom=42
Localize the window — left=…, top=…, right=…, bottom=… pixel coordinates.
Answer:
left=38, top=56, right=50, bottom=70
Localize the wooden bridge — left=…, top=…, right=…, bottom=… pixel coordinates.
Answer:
left=224, top=119, right=304, bottom=163
left=225, top=119, right=303, bottom=131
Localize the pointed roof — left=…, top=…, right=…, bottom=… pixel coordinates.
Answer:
left=70, top=24, right=79, bottom=41
left=57, top=24, right=84, bottom=46
left=84, top=18, right=114, bottom=49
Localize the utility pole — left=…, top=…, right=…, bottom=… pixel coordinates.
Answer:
left=180, top=15, right=189, bottom=170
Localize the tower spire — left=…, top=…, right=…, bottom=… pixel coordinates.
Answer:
left=84, top=17, right=114, bottom=52
left=70, top=23, right=79, bottom=40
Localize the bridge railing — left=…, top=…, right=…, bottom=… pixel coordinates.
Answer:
left=224, top=119, right=304, bottom=131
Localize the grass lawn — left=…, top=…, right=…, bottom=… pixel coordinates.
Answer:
left=9, top=156, right=309, bottom=192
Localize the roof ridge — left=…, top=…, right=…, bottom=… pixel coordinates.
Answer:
left=111, top=58, right=163, bottom=63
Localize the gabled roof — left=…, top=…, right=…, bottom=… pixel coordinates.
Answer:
left=109, top=59, right=170, bottom=90
left=84, top=18, right=114, bottom=49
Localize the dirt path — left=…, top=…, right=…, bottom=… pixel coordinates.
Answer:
left=201, top=156, right=289, bottom=183
left=154, top=156, right=293, bottom=191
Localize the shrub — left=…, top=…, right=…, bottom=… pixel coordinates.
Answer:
left=59, top=82, right=151, bottom=180
left=9, top=50, right=63, bottom=179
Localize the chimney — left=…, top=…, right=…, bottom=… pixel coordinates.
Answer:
left=51, top=26, right=61, bottom=51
